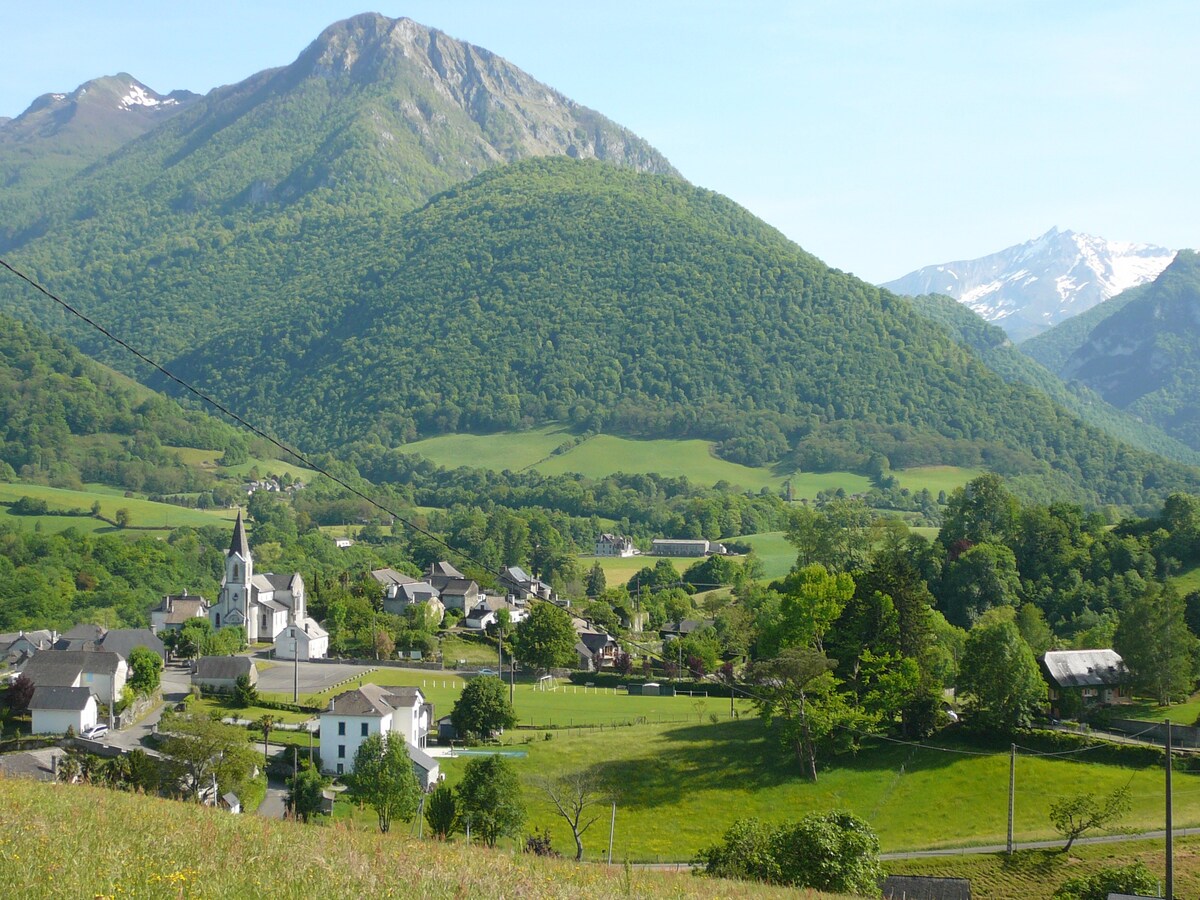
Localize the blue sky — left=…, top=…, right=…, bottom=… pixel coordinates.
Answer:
left=4, top=2, right=1196, bottom=282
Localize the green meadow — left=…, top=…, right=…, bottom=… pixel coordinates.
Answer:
left=438, top=721, right=1200, bottom=862
left=0, top=482, right=236, bottom=532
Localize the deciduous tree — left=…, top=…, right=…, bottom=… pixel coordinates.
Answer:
left=350, top=734, right=420, bottom=834
left=456, top=754, right=526, bottom=847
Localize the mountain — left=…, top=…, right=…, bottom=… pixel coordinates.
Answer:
left=1, top=13, right=677, bottom=359
left=0, top=74, right=198, bottom=228
left=2, top=16, right=1198, bottom=510
left=906, top=292, right=1200, bottom=466
left=152, top=157, right=1200, bottom=509
left=882, top=228, right=1175, bottom=340
left=1031, top=250, right=1200, bottom=449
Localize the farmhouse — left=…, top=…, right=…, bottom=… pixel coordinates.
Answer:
left=274, top=618, right=330, bottom=661
left=150, top=593, right=209, bottom=634
left=20, top=649, right=127, bottom=702
left=499, top=565, right=557, bottom=603
left=463, top=597, right=529, bottom=631
left=29, top=685, right=98, bottom=735
left=438, top=578, right=481, bottom=613
left=208, top=512, right=320, bottom=653
left=320, top=684, right=435, bottom=783
left=192, top=656, right=257, bottom=692
left=651, top=538, right=719, bottom=557
left=594, top=533, right=636, bottom=557
left=1040, top=649, right=1130, bottom=717
left=0, top=630, right=57, bottom=666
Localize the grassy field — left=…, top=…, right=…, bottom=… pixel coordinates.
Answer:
left=261, top=668, right=745, bottom=729
left=1172, top=563, right=1200, bottom=595
left=736, top=531, right=797, bottom=579
left=886, top=837, right=1200, bottom=899
left=587, top=555, right=682, bottom=586
left=1120, top=691, right=1200, bottom=724
left=0, top=482, right=236, bottom=532
left=436, top=720, right=1200, bottom=862
left=892, top=465, right=982, bottom=495
left=0, top=778, right=829, bottom=900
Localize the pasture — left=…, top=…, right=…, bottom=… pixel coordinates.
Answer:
left=440, top=720, right=1200, bottom=862
left=0, top=482, right=236, bottom=532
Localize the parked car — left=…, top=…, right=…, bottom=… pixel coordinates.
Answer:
left=81, top=723, right=109, bottom=740
left=477, top=668, right=498, bottom=677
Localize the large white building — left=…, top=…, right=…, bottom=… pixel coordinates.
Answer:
left=208, top=512, right=322, bottom=654
left=319, top=684, right=437, bottom=787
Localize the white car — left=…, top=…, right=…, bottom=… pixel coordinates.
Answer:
left=477, top=668, right=498, bottom=677
left=81, top=723, right=109, bottom=740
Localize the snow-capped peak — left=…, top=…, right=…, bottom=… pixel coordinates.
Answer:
left=882, top=229, right=1176, bottom=340
left=119, top=83, right=175, bottom=110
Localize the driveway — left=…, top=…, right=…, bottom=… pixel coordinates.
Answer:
left=103, top=663, right=191, bottom=754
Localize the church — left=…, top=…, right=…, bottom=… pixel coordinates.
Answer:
left=209, top=512, right=327, bottom=658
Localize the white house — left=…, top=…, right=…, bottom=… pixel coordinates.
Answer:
left=320, top=684, right=434, bottom=780
left=150, top=593, right=209, bottom=634
left=275, top=619, right=330, bottom=661
left=29, top=686, right=98, bottom=735
left=209, top=512, right=313, bottom=647
left=463, top=597, right=530, bottom=631
left=595, top=533, right=636, bottom=557
left=20, top=650, right=127, bottom=704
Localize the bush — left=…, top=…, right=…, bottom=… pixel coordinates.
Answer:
left=695, top=812, right=882, bottom=894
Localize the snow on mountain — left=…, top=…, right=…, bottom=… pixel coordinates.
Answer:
left=881, top=228, right=1176, bottom=341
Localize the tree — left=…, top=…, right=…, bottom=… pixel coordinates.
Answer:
left=537, top=771, right=609, bottom=861
left=350, top=733, right=420, bottom=833
left=257, top=715, right=276, bottom=764
left=1114, top=581, right=1199, bottom=705
left=585, top=562, right=606, bottom=597
left=6, top=673, right=35, bottom=712
left=114, top=508, right=131, bottom=529
left=450, top=675, right=517, bottom=741
left=511, top=602, right=577, bottom=673
left=748, top=648, right=875, bottom=780
left=761, top=564, right=855, bottom=655
left=696, top=813, right=882, bottom=894
left=957, top=609, right=1047, bottom=732
left=232, top=674, right=258, bottom=708
left=157, top=711, right=258, bottom=802
left=1052, top=861, right=1159, bottom=900
left=425, top=782, right=458, bottom=839
left=1049, top=786, right=1130, bottom=852
left=286, top=765, right=327, bottom=823
left=456, top=754, right=526, bottom=847
left=939, top=542, right=1022, bottom=627
left=939, top=473, right=1019, bottom=549
left=127, top=646, right=163, bottom=696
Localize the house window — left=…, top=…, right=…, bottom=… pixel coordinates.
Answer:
left=361, top=723, right=369, bottom=737
left=262, top=614, right=267, bottom=629
left=338, top=745, right=345, bottom=759
left=215, top=613, right=221, bottom=627
left=336, top=763, right=344, bottom=775
left=337, top=721, right=346, bottom=736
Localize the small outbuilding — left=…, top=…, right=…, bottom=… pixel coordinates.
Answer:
left=192, top=656, right=257, bottom=692
left=29, top=686, right=98, bottom=735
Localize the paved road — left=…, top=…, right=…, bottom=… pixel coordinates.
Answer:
left=258, top=776, right=288, bottom=819
left=104, top=663, right=191, bottom=753
left=879, top=827, right=1200, bottom=860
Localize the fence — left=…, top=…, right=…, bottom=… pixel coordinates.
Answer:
left=1107, top=718, right=1200, bottom=748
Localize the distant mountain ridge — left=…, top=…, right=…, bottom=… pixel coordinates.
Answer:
left=1025, top=250, right=1200, bottom=450
left=0, top=74, right=198, bottom=227
left=883, top=228, right=1175, bottom=340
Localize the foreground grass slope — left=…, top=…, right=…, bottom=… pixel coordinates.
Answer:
left=886, top=837, right=1200, bottom=899
left=0, top=777, right=839, bottom=900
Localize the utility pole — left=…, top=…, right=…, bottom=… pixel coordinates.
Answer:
left=607, top=801, right=616, bottom=864
left=1166, top=719, right=1174, bottom=900
left=1007, top=743, right=1016, bottom=856
left=292, top=630, right=299, bottom=704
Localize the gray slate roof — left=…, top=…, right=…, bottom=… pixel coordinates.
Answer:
left=228, top=511, right=251, bottom=559
left=193, top=656, right=255, bottom=681
left=325, top=683, right=425, bottom=717
left=371, top=567, right=418, bottom=587
left=881, top=876, right=971, bottom=900
left=22, top=649, right=123, bottom=685
left=156, top=596, right=209, bottom=624
left=1041, top=649, right=1127, bottom=688
left=96, top=628, right=165, bottom=660
left=29, top=685, right=95, bottom=711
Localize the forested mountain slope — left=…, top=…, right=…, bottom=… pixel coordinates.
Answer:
left=1054, top=250, right=1200, bottom=449
left=157, top=158, right=1200, bottom=509
left=906, top=292, right=1200, bottom=466
left=0, top=311, right=237, bottom=492
left=1019, top=283, right=1150, bottom=374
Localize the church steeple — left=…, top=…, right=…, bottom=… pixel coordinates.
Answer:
left=229, top=510, right=251, bottom=559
